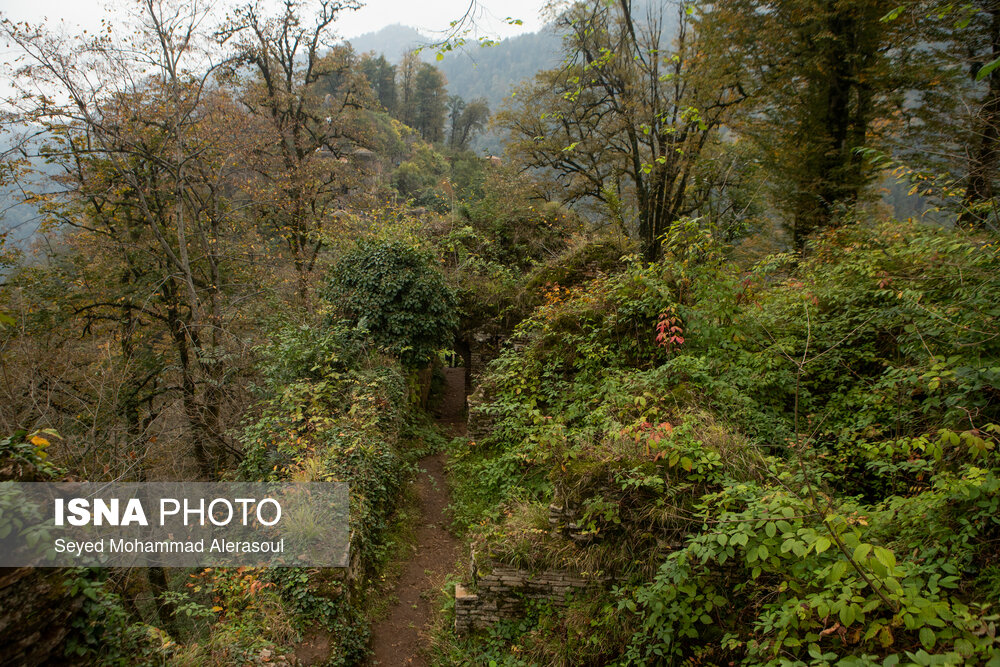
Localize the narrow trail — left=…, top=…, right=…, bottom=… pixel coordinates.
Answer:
left=370, top=367, right=465, bottom=666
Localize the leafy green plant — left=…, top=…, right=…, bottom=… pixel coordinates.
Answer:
left=325, top=239, right=458, bottom=368
left=444, top=220, right=1000, bottom=666
left=0, top=429, right=64, bottom=480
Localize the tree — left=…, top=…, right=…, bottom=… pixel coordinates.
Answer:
left=360, top=52, right=398, bottom=114
left=449, top=97, right=490, bottom=150
left=447, top=95, right=467, bottom=146
left=959, top=2, right=1000, bottom=228
left=218, top=0, right=375, bottom=302
left=412, top=64, right=448, bottom=143
left=2, top=0, right=254, bottom=477
left=397, top=50, right=422, bottom=128
left=393, top=143, right=449, bottom=200
left=498, top=0, right=744, bottom=261
left=0, top=121, right=32, bottom=275
left=891, top=1, right=1000, bottom=230
left=702, top=0, right=911, bottom=246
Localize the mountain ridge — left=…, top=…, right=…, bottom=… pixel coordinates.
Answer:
left=344, top=23, right=561, bottom=109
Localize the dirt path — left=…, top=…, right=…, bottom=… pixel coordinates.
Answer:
left=370, top=368, right=465, bottom=666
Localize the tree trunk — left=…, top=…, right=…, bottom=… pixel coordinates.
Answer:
left=960, top=3, right=1000, bottom=229
left=147, top=566, right=180, bottom=638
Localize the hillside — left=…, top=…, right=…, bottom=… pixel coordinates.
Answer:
left=2, top=1, right=1000, bottom=666
left=437, top=29, right=561, bottom=109
left=344, top=23, right=561, bottom=109
left=345, top=23, right=429, bottom=62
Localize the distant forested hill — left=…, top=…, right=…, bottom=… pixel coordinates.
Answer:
left=344, top=24, right=561, bottom=109
left=346, top=24, right=429, bottom=62
left=1, top=128, right=53, bottom=268
left=437, top=30, right=561, bottom=109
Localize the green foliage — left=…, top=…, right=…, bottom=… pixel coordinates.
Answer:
left=63, top=569, right=165, bottom=666
left=446, top=220, right=1000, bottom=665
left=263, top=568, right=370, bottom=664
left=0, top=428, right=64, bottom=480
left=238, top=317, right=407, bottom=562
left=233, top=315, right=411, bottom=663
left=434, top=598, right=575, bottom=667
left=429, top=168, right=590, bottom=352
left=251, top=319, right=366, bottom=390
left=411, top=63, right=448, bottom=143
left=622, top=456, right=1000, bottom=665
left=325, top=238, right=458, bottom=368
left=394, top=143, right=451, bottom=210
left=702, top=0, right=914, bottom=246
left=447, top=150, right=487, bottom=201
left=452, top=168, right=577, bottom=272
left=392, top=143, right=487, bottom=212
left=359, top=54, right=398, bottom=114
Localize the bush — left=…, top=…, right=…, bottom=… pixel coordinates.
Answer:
left=444, top=220, right=1000, bottom=666
left=233, top=314, right=410, bottom=664
left=325, top=239, right=458, bottom=368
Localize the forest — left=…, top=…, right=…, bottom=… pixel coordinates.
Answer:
left=0, top=0, right=999, bottom=665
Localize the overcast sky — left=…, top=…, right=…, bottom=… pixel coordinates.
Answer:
left=0, top=0, right=550, bottom=104
left=0, top=0, right=548, bottom=43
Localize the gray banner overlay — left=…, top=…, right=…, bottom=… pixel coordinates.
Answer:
left=0, top=482, right=349, bottom=567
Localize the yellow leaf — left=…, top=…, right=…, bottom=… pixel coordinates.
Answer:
left=211, top=606, right=224, bottom=612
left=30, top=436, right=50, bottom=447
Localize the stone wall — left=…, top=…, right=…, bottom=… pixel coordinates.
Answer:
left=547, top=500, right=595, bottom=544
left=468, top=331, right=500, bottom=381
left=465, top=385, right=495, bottom=442
left=454, top=566, right=608, bottom=634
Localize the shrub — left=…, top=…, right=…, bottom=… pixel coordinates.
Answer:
left=325, top=239, right=458, bottom=368
left=445, top=220, right=1000, bottom=666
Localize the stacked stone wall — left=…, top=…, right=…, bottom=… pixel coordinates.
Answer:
left=465, top=385, right=495, bottom=442
left=454, top=566, right=607, bottom=634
